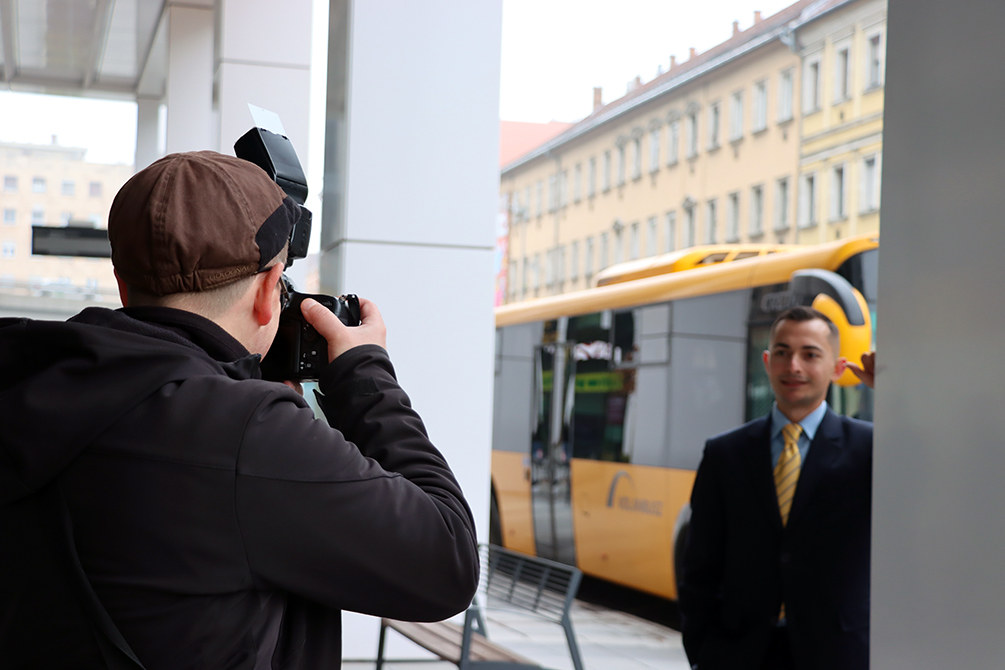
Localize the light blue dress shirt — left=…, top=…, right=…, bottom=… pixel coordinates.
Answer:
left=769, top=401, right=828, bottom=469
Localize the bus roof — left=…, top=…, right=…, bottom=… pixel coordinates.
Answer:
left=496, top=234, right=878, bottom=327
left=594, top=243, right=802, bottom=287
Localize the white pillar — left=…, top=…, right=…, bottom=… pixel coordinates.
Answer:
left=322, top=0, right=502, bottom=659
left=213, top=0, right=312, bottom=161
left=164, top=1, right=214, bottom=153
left=873, top=2, right=1005, bottom=667
left=135, top=96, right=163, bottom=171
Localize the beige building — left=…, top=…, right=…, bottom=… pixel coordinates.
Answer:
left=0, top=140, right=132, bottom=304
left=500, top=0, right=884, bottom=304
left=795, top=0, right=886, bottom=243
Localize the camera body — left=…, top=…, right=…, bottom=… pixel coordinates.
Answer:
left=234, top=126, right=361, bottom=382
left=259, top=291, right=361, bottom=382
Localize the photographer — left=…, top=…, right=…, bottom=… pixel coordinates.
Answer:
left=0, top=151, right=480, bottom=669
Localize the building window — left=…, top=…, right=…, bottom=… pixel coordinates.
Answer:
left=588, top=158, right=597, bottom=197
left=664, top=211, right=676, bottom=252
left=32, top=177, right=46, bottom=193
left=727, top=192, right=740, bottom=242
left=779, top=69, right=794, bottom=121
left=617, top=144, right=626, bottom=185
left=830, top=164, right=847, bottom=221
left=548, top=175, right=557, bottom=213
left=799, top=173, right=817, bottom=227
left=559, top=171, right=568, bottom=208
left=533, top=254, right=541, bottom=290
left=753, top=80, right=768, bottom=132
left=649, top=128, right=660, bottom=173
left=1, top=242, right=15, bottom=259
left=868, top=34, right=884, bottom=88
left=729, top=91, right=743, bottom=141
left=775, top=178, right=790, bottom=231
left=571, top=241, right=580, bottom=280
left=603, top=151, right=612, bottom=191
left=750, top=185, right=764, bottom=236
left=861, top=154, right=881, bottom=212
left=574, top=164, right=582, bottom=203
left=630, top=222, right=640, bottom=260
left=508, top=260, right=518, bottom=299
left=667, top=119, right=680, bottom=165
left=600, top=232, right=609, bottom=269
left=647, top=216, right=658, bottom=256
left=522, top=256, right=529, bottom=296
left=536, top=180, right=544, bottom=217
left=523, top=187, right=531, bottom=220
left=614, top=225, right=624, bottom=264
left=834, top=46, right=851, bottom=102
left=3, top=176, right=16, bottom=193
left=632, top=137, right=642, bottom=179
left=706, top=199, right=718, bottom=243
left=89, top=181, right=102, bottom=197
left=61, top=180, right=75, bottom=196
left=3, top=209, right=15, bottom=226
left=684, top=204, right=696, bottom=248
left=88, top=213, right=102, bottom=227
left=0, top=274, right=14, bottom=287
left=32, top=206, right=44, bottom=225
left=60, top=212, right=73, bottom=226
left=585, top=237, right=595, bottom=278
left=708, top=102, right=721, bottom=149
left=804, top=59, right=821, bottom=113
left=557, top=246, right=567, bottom=286
left=686, top=110, right=699, bottom=158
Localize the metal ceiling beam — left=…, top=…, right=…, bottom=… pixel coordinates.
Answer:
left=83, top=0, right=116, bottom=89
left=0, top=0, right=17, bottom=83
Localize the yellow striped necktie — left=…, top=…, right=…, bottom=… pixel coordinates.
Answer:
left=775, top=423, right=803, bottom=526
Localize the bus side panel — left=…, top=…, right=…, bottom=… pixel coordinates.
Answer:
left=571, top=460, right=693, bottom=600
left=491, top=450, right=536, bottom=555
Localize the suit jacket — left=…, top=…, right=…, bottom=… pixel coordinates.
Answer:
left=679, top=408, right=872, bottom=670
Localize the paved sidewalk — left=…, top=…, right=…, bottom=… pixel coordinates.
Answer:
left=345, top=598, right=691, bottom=670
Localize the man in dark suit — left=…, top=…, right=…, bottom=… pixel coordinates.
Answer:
left=680, top=306, right=874, bottom=670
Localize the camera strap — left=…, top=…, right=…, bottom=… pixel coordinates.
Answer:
left=43, top=482, right=147, bottom=670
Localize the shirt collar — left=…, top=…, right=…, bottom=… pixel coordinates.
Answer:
left=771, top=400, right=829, bottom=441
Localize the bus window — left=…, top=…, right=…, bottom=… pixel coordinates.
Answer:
left=699, top=252, right=729, bottom=265
left=733, top=251, right=759, bottom=261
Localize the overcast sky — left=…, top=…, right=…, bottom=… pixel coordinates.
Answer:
left=0, top=0, right=796, bottom=165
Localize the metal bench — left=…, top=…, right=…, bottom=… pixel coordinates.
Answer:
left=376, top=544, right=585, bottom=670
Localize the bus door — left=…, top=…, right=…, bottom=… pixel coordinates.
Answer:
left=530, top=326, right=577, bottom=566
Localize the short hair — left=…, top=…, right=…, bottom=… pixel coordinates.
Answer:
left=769, top=306, right=840, bottom=354
left=127, top=245, right=289, bottom=319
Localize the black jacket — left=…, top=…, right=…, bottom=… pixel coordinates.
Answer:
left=679, top=409, right=872, bottom=670
left=0, top=306, right=479, bottom=669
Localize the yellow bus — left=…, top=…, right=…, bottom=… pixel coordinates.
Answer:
left=489, top=234, right=877, bottom=600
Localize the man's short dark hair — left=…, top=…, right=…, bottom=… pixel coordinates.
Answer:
left=770, top=306, right=840, bottom=353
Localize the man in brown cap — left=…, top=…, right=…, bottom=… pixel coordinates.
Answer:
left=0, top=152, right=479, bottom=669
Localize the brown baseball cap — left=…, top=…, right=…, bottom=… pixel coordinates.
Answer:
left=108, top=151, right=300, bottom=296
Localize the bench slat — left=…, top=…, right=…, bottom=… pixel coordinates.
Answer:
left=382, top=619, right=538, bottom=665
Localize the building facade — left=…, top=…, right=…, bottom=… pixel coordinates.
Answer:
left=795, top=0, right=886, bottom=243
left=0, top=140, right=132, bottom=302
left=500, top=0, right=886, bottom=304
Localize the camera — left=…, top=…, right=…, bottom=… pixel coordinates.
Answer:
left=235, top=127, right=360, bottom=382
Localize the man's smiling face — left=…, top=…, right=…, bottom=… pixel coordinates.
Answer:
left=763, top=316, right=846, bottom=422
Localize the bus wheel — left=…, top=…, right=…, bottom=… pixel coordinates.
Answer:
left=490, top=488, right=503, bottom=547
left=672, top=503, right=692, bottom=597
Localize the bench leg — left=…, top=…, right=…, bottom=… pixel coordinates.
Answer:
left=562, top=616, right=585, bottom=670
left=376, top=621, right=388, bottom=670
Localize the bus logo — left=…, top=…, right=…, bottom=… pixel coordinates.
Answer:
left=606, top=470, right=664, bottom=517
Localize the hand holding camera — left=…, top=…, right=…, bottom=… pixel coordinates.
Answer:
left=300, top=296, right=387, bottom=362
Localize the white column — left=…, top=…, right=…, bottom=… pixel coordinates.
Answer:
left=873, top=2, right=1005, bottom=667
left=164, top=1, right=214, bottom=153
left=135, top=96, right=162, bottom=171
left=322, top=0, right=502, bottom=659
left=213, top=0, right=312, bottom=161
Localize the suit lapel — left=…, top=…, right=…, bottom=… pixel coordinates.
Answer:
left=787, top=408, right=843, bottom=528
left=741, top=417, right=784, bottom=532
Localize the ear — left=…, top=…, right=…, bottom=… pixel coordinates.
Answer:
left=252, top=264, right=285, bottom=327
left=114, top=269, right=129, bottom=307
left=762, top=349, right=770, bottom=373
left=832, top=356, right=848, bottom=382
